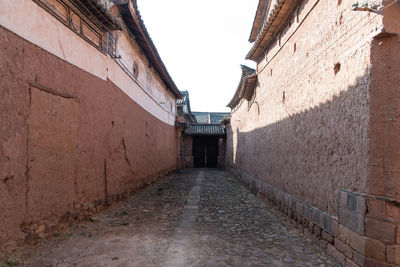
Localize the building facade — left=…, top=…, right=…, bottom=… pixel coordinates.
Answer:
left=226, top=0, right=400, bottom=266
left=0, top=0, right=181, bottom=255
left=176, top=92, right=227, bottom=169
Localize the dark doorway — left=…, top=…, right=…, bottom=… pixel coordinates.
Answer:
left=193, top=136, right=219, bottom=168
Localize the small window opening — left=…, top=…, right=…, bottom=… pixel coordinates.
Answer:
left=132, top=61, right=139, bottom=78
left=282, top=91, right=286, bottom=103
left=334, top=62, right=341, bottom=75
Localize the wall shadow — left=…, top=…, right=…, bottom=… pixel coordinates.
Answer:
left=226, top=67, right=372, bottom=217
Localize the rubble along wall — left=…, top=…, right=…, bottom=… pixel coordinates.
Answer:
left=0, top=25, right=177, bottom=255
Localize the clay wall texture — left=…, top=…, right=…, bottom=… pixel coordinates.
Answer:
left=227, top=0, right=400, bottom=265
left=0, top=23, right=177, bottom=254
left=227, top=0, right=384, bottom=216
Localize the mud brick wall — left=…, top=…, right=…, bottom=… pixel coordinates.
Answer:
left=0, top=26, right=177, bottom=255
left=227, top=0, right=400, bottom=265
left=228, top=0, right=382, bottom=216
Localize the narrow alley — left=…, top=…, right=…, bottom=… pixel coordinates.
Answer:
left=13, top=170, right=339, bottom=266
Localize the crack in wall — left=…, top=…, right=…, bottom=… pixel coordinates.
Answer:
left=25, top=86, right=32, bottom=221
left=104, top=159, right=109, bottom=206
left=121, top=137, right=134, bottom=173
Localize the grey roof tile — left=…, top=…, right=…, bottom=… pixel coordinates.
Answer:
left=184, top=124, right=225, bottom=136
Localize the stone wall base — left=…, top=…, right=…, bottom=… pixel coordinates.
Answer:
left=227, top=166, right=400, bottom=266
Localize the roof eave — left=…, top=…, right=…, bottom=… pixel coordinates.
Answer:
left=246, top=0, right=300, bottom=62
left=227, top=65, right=256, bottom=109
left=71, top=0, right=122, bottom=32
left=116, top=0, right=182, bottom=98
left=249, top=0, right=270, bottom=42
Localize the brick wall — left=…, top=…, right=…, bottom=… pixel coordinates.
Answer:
left=227, top=0, right=400, bottom=265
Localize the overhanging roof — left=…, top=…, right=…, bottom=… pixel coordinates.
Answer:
left=184, top=124, right=225, bottom=136
left=115, top=0, right=182, bottom=98
left=227, top=65, right=257, bottom=109
left=246, top=0, right=300, bottom=61
left=249, top=0, right=270, bottom=42
left=71, top=0, right=122, bottom=32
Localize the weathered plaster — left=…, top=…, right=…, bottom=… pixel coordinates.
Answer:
left=0, top=0, right=176, bottom=126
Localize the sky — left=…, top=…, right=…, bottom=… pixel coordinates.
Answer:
left=138, top=0, right=259, bottom=112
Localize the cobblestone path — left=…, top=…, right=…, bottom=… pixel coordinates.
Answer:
left=9, top=170, right=339, bottom=267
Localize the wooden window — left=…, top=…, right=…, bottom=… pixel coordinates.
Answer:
left=40, top=0, right=68, bottom=22
left=132, top=61, right=139, bottom=78
left=70, top=10, right=81, bottom=32
left=34, top=0, right=103, bottom=50
left=82, top=21, right=101, bottom=48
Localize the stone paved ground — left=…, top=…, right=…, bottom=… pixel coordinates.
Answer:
left=4, top=170, right=339, bottom=267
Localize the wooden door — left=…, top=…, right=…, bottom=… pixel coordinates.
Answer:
left=193, top=136, right=219, bottom=168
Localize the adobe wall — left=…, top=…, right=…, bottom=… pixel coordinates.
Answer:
left=227, top=0, right=400, bottom=265
left=228, top=0, right=381, bottom=217
left=0, top=25, right=177, bottom=255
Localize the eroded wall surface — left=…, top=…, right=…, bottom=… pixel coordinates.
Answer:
left=0, top=24, right=177, bottom=254
left=227, top=0, right=400, bottom=265
left=228, top=0, right=381, bottom=216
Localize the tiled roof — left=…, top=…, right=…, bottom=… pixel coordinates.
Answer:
left=73, top=0, right=121, bottom=32
left=246, top=0, right=300, bottom=61
left=249, top=0, right=269, bottom=42
left=227, top=65, right=257, bottom=109
left=191, top=112, right=230, bottom=124
left=184, top=124, right=225, bottom=136
left=115, top=0, right=182, bottom=98
left=177, top=91, right=189, bottom=106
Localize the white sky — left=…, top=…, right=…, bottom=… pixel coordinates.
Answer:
left=138, top=0, right=258, bottom=112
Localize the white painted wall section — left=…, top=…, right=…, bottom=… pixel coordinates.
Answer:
left=0, top=0, right=177, bottom=126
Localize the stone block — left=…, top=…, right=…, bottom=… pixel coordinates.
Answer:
left=321, top=213, right=333, bottom=234
left=322, top=230, right=334, bottom=244
left=347, top=193, right=357, bottom=211
left=387, top=245, right=400, bottom=265
left=356, top=195, right=366, bottom=214
left=314, top=210, right=320, bottom=224
left=346, top=258, right=359, bottom=267
left=338, top=189, right=348, bottom=209
left=338, top=207, right=365, bottom=234
left=327, top=243, right=346, bottom=266
left=296, top=202, right=304, bottom=216
left=331, top=218, right=339, bottom=236
left=313, top=225, right=322, bottom=237
left=291, top=198, right=297, bottom=210
left=354, top=251, right=366, bottom=267
left=366, top=198, right=385, bottom=218
left=334, top=238, right=354, bottom=258
left=365, top=217, right=395, bottom=244
left=364, top=237, right=386, bottom=262
left=364, top=257, right=396, bottom=267
left=386, top=201, right=400, bottom=221
left=338, top=224, right=364, bottom=254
